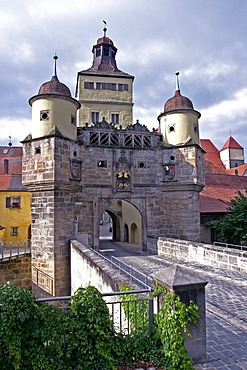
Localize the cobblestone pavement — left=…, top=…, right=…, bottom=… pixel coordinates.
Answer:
left=99, top=240, right=247, bottom=370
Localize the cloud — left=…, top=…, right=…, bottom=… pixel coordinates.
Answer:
left=0, top=118, right=32, bottom=146
left=200, top=88, right=247, bottom=149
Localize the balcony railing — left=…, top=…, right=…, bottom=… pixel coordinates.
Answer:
left=36, top=289, right=156, bottom=336
left=0, top=240, right=31, bottom=262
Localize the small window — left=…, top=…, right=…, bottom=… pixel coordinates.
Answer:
left=71, top=115, right=76, bottom=126
left=84, top=82, right=94, bottom=89
left=6, top=197, right=20, bottom=208
left=96, top=82, right=101, bottom=90
left=111, top=83, right=116, bottom=91
left=194, top=125, right=197, bottom=132
left=91, top=112, right=99, bottom=123
left=11, top=227, right=18, bottom=236
left=96, top=48, right=101, bottom=57
left=118, top=84, right=123, bottom=91
left=98, top=160, right=107, bottom=168
left=124, top=84, right=128, bottom=91
left=102, top=83, right=107, bottom=90
left=40, top=110, right=49, bottom=121
left=2, top=149, right=8, bottom=154
left=4, top=159, right=9, bottom=174
left=107, top=83, right=112, bottom=90
left=138, top=161, right=146, bottom=168
left=35, top=147, right=41, bottom=154
left=168, top=125, right=175, bottom=133
left=103, top=47, right=109, bottom=56
left=111, top=114, right=119, bottom=124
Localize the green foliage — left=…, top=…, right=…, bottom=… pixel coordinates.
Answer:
left=119, top=285, right=149, bottom=334
left=152, top=285, right=200, bottom=370
left=119, top=285, right=200, bottom=370
left=0, top=282, right=63, bottom=370
left=207, top=188, right=247, bottom=245
left=63, top=286, right=116, bottom=370
left=0, top=282, right=200, bottom=370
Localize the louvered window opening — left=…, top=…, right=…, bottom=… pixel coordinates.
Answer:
left=89, top=131, right=152, bottom=148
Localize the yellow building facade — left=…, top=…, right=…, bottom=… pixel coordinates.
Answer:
left=0, top=146, right=31, bottom=244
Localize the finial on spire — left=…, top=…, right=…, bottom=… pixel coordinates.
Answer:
left=229, top=130, right=232, bottom=137
left=53, top=54, right=58, bottom=77
left=103, top=20, right=107, bottom=37
left=8, top=135, right=12, bottom=147
left=175, top=71, right=180, bottom=91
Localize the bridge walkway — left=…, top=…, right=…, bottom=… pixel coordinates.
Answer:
left=99, top=239, right=247, bottom=370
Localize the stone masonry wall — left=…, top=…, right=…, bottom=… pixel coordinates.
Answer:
left=70, top=239, right=140, bottom=294
left=158, top=237, right=247, bottom=273
left=0, top=255, right=31, bottom=290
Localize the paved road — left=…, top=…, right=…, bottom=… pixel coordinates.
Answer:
left=99, top=239, right=247, bottom=370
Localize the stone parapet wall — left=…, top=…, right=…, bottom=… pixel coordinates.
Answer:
left=158, top=238, right=247, bottom=273
left=0, top=255, right=31, bottom=290
left=70, top=240, right=141, bottom=294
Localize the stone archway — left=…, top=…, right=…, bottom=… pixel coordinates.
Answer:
left=99, top=199, right=143, bottom=249
left=130, top=223, right=140, bottom=244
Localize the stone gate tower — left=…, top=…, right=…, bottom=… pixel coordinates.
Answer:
left=22, top=35, right=204, bottom=297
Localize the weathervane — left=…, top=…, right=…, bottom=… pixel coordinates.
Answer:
left=53, top=54, right=58, bottom=77
left=175, top=71, right=180, bottom=91
left=103, top=20, right=107, bottom=37
left=8, top=135, right=12, bottom=147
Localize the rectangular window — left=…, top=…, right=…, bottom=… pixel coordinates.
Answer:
left=102, top=83, right=107, bottom=90
left=96, top=82, right=101, bottom=90
left=11, top=227, right=18, bottom=236
left=118, top=84, right=123, bottom=91
left=4, top=159, right=9, bottom=174
left=124, top=84, right=128, bottom=91
left=6, top=197, right=20, bottom=208
left=103, top=47, right=109, bottom=56
left=71, top=115, right=76, bottom=126
left=91, top=112, right=99, bottom=123
left=111, top=83, right=116, bottom=91
left=107, top=83, right=112, bottom=90
left=84, top=82, right=94, bottom=89
left=96, top=48, right=101, bottom=57
left=111, top=114, right=119, bottom=124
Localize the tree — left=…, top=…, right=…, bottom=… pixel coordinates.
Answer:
left=209, top=188, right=247, bottom=245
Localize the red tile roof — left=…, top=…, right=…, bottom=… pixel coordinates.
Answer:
left=221, top=136, right=243, bottom=151
left=226, top=163, right=247, bottom=176
left=200, top=172, right=247, bottom=213
left=200, top=139, right=226, bottom=172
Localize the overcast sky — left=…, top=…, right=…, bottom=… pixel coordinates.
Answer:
left=1, top=0, right=247, bottom=154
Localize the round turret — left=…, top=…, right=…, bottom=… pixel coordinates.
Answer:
left=29, top=56, right=80, bottom=141
left=158, top=72, right=201, bottom=146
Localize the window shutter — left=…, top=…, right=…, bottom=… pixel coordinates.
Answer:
left=6, top=197, right=11, bottom=208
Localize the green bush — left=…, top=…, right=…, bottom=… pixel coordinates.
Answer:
left=0, top=282, right=200, bottom=370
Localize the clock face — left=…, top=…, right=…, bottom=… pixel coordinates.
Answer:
left=116, top=172, right=131, bottom=189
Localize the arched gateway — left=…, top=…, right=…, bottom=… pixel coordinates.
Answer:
left=21, top=31, right=204, bottom=297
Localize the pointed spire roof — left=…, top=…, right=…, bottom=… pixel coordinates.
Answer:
left=221, top=136, right=243, bottom=151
